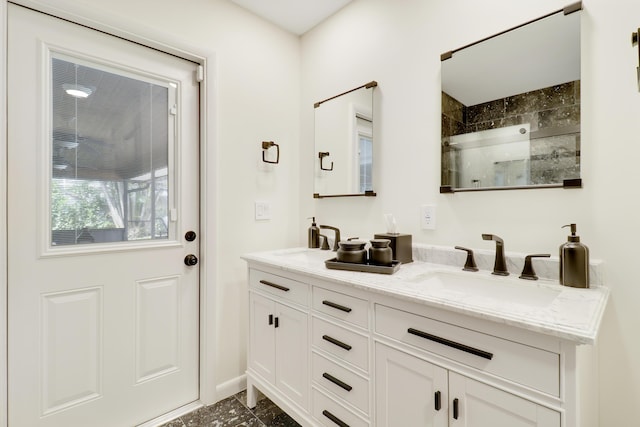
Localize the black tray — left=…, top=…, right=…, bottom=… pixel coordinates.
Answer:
left=324, top=258, right=401, bottom=275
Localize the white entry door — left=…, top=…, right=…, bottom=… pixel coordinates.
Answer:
left=7, top=4, right=200, bottom=426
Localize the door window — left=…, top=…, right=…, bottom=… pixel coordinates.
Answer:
left=50, top=54, right=175, bottom=246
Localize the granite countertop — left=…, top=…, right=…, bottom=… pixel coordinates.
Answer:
left=242, top=247, right=610, bottom=345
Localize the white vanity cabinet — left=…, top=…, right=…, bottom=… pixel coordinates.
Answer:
left=310, top=286, right=371, bottom=426
left=247, top=269, right=310, bottom=412
left=244, top=250, right=607, bottom=427
left=448, top=372, right=560, bottom=427
left=374, top=303, right=561, bottom=427
left=375, top=342, right=449, bottom=426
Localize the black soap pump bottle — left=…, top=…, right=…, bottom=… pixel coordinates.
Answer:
left=559, top=223, right=590, bottom=288
left=308, top=217, right=320, bottom=248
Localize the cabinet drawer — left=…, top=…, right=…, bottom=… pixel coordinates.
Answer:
left=375, top=304, right=560, bottom=396
left=312, top=352, right=369, bottom=415
left=312, top=388, right=369, bottom=427
left=250, top=269, right=309, bottom=306
left=313, top=287, right=368, bottom=329
left=313, top=317, right=369, bottom=372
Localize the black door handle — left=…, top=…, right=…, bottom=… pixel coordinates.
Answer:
left=184, top=254, right=198, bottom=266
left=434, top=390, right=441, bottom=411
left=453, top=398, right=459, bottom=420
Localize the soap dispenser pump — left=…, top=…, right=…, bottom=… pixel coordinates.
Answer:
left=308, top=217, right=320, bottom=248
left=559, top=223, right=589, bottom=288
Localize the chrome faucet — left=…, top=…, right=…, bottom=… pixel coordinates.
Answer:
left=482, top=234, right=509, bottom=276
left=319, top=225, right=341, bottom=251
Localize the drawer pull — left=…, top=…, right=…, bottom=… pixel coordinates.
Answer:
left=322, top=334, right=352, bottom=351
left=259, top=279, right=290, bottom=292
left=322, top=300, right=352, bottom=313
left=434, top=390, right=441, bottom=411
left=322, top=410, right=349, bottom=427
left=453, top=398, right=459, bottom=420
left=322, top=372, right=353, bottom=392
left=407, top=327, right=494, bottom=360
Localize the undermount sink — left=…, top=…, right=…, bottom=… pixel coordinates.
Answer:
left=409, top=270, right=562, bottom=308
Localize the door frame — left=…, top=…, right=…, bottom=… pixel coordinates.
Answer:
left=0, top=1, right=220, bottom=425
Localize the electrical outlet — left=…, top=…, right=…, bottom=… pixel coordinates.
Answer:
left=421, top=204, right=436, bottom=230
left=255, top=201, right=271, bottom=220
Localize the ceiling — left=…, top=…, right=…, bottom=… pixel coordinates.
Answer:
left=229, top=0, right=353, bottom=35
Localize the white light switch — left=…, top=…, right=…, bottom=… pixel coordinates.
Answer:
left=421, top=204, right=436, bottom=230
left=255, top=201, right=271, bottom=220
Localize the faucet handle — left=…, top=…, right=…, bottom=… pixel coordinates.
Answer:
left=454, top=246, right=479, bottom=272
left=319, top=234, right=330, bottom=250
left=519, top=254, right=551, bottom=280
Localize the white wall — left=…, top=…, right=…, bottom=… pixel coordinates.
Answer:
left=301, top=0, right=640, bottom=424
left=61, top=0, right=302, bottom=394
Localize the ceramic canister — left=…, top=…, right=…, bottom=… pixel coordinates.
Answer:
left=369, top=239, right=393, bottom=266
left=336, top=240, right=368, bottom=264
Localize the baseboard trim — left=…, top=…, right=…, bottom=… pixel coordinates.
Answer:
left=215, top=373, right=247, bottom=401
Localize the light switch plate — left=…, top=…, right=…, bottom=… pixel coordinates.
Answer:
left=421, top=204, right=436, bottom=230
left=255, top=201, right=271, bottom=220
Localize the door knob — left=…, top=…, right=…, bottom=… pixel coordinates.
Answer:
left=184, top=254, right=198, bottom=266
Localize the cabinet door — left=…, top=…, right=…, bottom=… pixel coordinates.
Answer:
left=249, top=292, right=276, bottom=383
left=375, top=343, right=448, bottom=427
left=449, top=372, right=560, bottom=427
left=275, top=303, right=309, bottom=410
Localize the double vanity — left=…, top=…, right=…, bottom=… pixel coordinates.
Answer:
left=242, top=246, right=609, bottom=427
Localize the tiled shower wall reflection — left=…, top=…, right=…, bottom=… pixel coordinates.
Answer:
left=441, top=81, right=580, bottom=186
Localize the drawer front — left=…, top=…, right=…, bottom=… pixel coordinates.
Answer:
left=250, top=269, right=309, bottom=306
left=313, top=317, right=369, bottom=372
left=312, top=352, right=369, bottom=414
left=375, top=304, right=560, bottom=396
left=313, top=287, right=369, bottom=329
left=312, top=388, right=369, bottom=427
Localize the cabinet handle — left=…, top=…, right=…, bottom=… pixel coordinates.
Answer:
left=322, top=372, right=353, bottom=392
left=322, top=410, right=349, bottom=427
left=407, top=327, right=494, bottom=360
left=434, top=390, right=441, bottom=411
left=322, top=300, right=352, bottom=313
left=453, top=398, right=459, bottom=420
left=259, top=279, right=290, bottom=292
left=274, top=317, right=279, bottom=328
left=268, top=314, right=273, bottom=325
left=322, top=334, right=352, bottom=351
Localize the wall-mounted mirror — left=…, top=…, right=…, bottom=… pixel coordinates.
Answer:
left=314, top=81, right=377, bottom=198
left=441, top=2, right=582, bottom=192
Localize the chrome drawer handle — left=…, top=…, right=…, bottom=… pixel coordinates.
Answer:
left=322, top=334, right=352, bottom=351
left=259, top=280, right=290, bottom=292
left=322, top=300, right=352, bottom=313
left=407, top=327, right=494, bottom=360
left=322, top=372, right=353, bottom=392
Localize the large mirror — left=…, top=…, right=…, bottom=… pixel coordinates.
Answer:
left=441, top=2, right=582, bottom=192
left=314, top=81, right=377, bottom=198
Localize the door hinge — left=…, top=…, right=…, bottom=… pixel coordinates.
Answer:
left=196, top=65, right=204, bottom=82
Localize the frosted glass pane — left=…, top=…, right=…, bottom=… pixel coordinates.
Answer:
left=50, top=56, right=171, bottom=246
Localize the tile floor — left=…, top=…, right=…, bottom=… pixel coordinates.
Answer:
left=159, top=390, right=301, bottom=427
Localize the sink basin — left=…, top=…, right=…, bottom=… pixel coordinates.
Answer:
left=409, top=270, right=561, bottom=308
